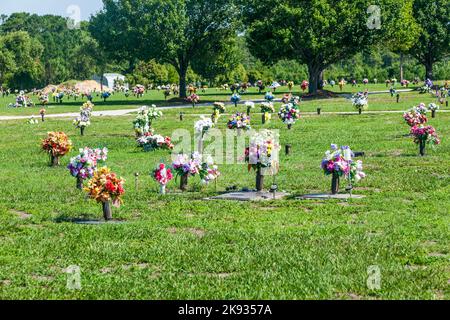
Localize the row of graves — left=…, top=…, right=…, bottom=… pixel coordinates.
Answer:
left=33, top=84, right=444, bottom=222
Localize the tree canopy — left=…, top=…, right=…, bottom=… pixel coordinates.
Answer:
left=90, top=0, right=241, bottom=97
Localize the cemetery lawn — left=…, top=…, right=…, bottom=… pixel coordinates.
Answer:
left=0, top=83, right=447, bottom=117
left=0, top=101, right=449, bottom=299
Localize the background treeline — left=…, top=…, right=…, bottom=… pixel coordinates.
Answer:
left=0, top=0, right=448, bottom=92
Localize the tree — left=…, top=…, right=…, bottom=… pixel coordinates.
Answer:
left=408, top=0, right=450, bottom=80
left=0, top=42, right=16, bottom=86
left=244, top=0, right=416, bottom=94
left=191, top=37, right=241, bottom=85
left=0, top=13, right=94, bottom=85
left=90, top=0, right=241, bottom=97
left=128, top=60, right=169, bottom=86
left=0, top=31, right=44, bottom=89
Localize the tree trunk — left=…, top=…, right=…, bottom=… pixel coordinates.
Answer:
left=425, top=62, right=433, bottom=80
left=308, top=64, right=322, bottom=95
left=179, top=65, right=188, bottom=98
left=400, top=53, right=404, bottom=82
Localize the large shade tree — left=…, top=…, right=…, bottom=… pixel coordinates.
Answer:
left=244, top=0, right=417, bottom=94
left=0, top=13, right=88, bottom=85
left=0, top=31, right=44, bottom=89
left=90, top=0, right=241, bottom=97
left=408, top=0, right=449, bottom=80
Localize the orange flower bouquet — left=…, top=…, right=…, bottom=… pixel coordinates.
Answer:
left=84, top=167, right=125, bottom=220
left=41, top=132, right=72, bottom=166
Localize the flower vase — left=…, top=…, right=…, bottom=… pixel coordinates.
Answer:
left=102, top=201, right=112, bottom=221
left=287, top=123, right=292, bottom=130
left=358, top=108, right=362, bottom=115
left=256, top=167, right=264, bottom=192
left=50, top=154, right=60, bottom=167
left=80, top=126, right=85, bottom=136
left=180, top=173, right=188, bottom=191
left=432, top=110, right=436, bottom=118
left=76, top=176, right=83, bottom=189
left=247, top=106, right=251, bottom=115
left=41, top=114, right=45, bottom=122
left=197, top=138, right=204, bottom=154
left=159, top=184, right=166, bottom=195
left=262, top=113, right=266, bottom=124
left=331, top=173, right=340, bottom=194
left=419, top=139, right=426, bottom=156
left=317, top=108, right=321, bottom=115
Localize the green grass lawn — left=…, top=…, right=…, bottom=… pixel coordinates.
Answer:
left=0, top=95, right=449, bottom=299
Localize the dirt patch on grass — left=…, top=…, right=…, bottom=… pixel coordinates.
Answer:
left=31, top=274, right=54, bottom=282
left=10, top=209, right=32, bottom=219
left=167, top=227, right=206, bottom=238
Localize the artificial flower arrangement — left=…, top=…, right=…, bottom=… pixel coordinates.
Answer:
left=260, top=102, right=275, bottom=124
left=134, top=85, right=145, bottom=97
left=338, top=79, right=346, bottom=91
left=84, top=166, right=125, bottom=220
left=73, top=101, right=94, bottom=135
left=172, top=152, right=220, bottom=191
left=428, top=103, right=439, bottom=118
left=281, top=94, right=291, bottom=104
left=194, top=116, right=214, bottom=152
left=363, top=78, right=369, bottom=85
left=390, top=86, right=397, bottom=97
left=264, top=92, right=274, bottom=102
left=39, top=94, right=49, bottom=105
left=195, top=116, right=214, bottom=138
left=351, top=92, right=368, bottom=114
left=213, top=102, right=226, bottom=114
left=42, top=131, right=73, bottom=166
left=278, top=103, right=300, bottom=129
left=321, top=144, right=366, bottom=194
left=136, top=132, right=174, bottom=152
left=403, top=104, right=428, bottom=127
left=244, top=130, right=279, bottom=191
left=56, top=92, right=64, bottom=103
left=227, top=112, right=251, bottom=132
left=39, top=108, right=46, bottom=121
left=12, top=91, right=33, bottom=107
left=133, top=105, right=162, bottom=137
left=28, top=116, right=39, bottom=125
left=245, top=101, right=255, bottom=115
left=67, top=147, right=108, bottom=189
left=287, top=81, right=294, bottom=92
left=101, top=91, right=111, bottom=102
left=329, top=80, right=336, bottom=87
left=401, top=80, right=410, bottom=87
left=152, top=163, right=173, bottom=194
left=186, top=93, right=200, bottom=108
left=212, top=102, right=226, bottom=124
left=230, top=93, right=241, bottom=107
left=301, top=80, right=309, bottom=92
left=410, top=125, right=440, bottom=156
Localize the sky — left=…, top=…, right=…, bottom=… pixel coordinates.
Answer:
left=0, top=0, right=104, bottom=21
